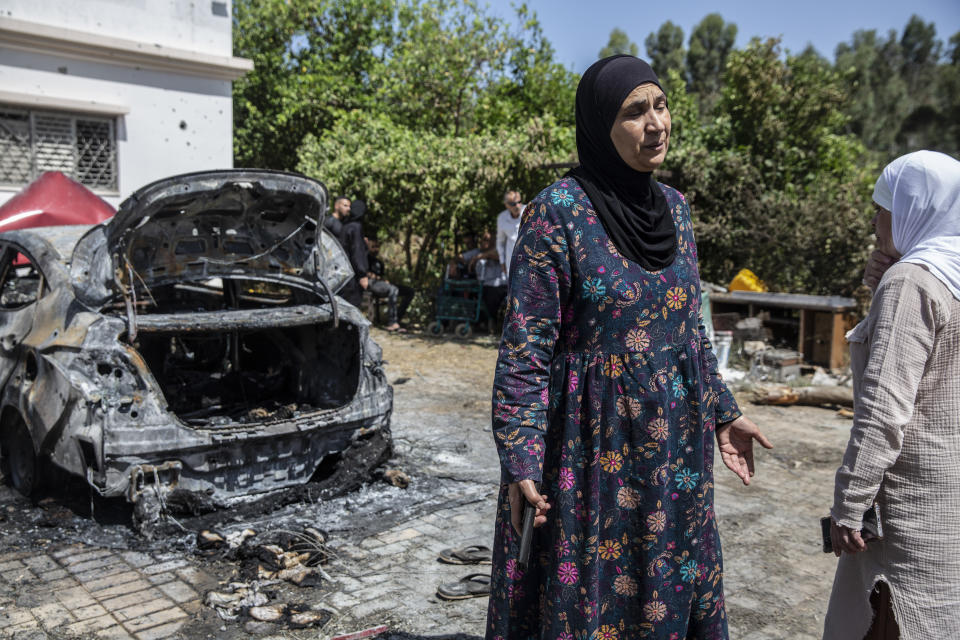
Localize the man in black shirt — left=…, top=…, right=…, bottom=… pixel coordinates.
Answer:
left=324, top=196, right=350, bottom=240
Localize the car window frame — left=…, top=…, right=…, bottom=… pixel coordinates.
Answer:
left=0, top=243, right=49, bottom=311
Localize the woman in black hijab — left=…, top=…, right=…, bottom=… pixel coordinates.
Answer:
left=485, top=56, right=770, bottom=640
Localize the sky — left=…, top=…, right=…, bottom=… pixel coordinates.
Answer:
left=480, top=0, right=960, bottom=73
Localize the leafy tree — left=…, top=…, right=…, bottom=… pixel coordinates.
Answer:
left=297, top=114, right=572, bottom=282
left=686, top=14, right=737, bottom=102
left=900, top=14, right=942, bottom=91
left=896, top=16, right=946, bottom=151
left=938, top=32, right=960, bottom=154
left=645, top=21, right=686, bottom=85
left=232, top=0, right=397, bottom=170
left=477, top=5, right=578, bottom=131
left=261, top=0, right=579, bottom=296
left=599, top=28, right=638, bottom=59
left=834, top=29, right=910, bottom=155
left=667, top=39, right=876, bottom=295
left=950, top=31, right=960, bottom=66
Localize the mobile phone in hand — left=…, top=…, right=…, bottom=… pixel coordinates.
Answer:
left=820, top=503, right=883, bottom=554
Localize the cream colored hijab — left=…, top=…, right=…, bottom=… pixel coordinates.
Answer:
left=872, top=150, right=960, bottom=301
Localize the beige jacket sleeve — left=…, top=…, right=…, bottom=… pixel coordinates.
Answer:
left=831, top=269, right=947, bottom=528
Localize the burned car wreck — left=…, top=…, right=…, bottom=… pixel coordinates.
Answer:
left=0, top=170, right=392, bottom=519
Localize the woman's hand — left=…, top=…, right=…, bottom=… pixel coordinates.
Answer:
left=508, top=479, right=551, bottom=535
left=829, top=519, right=867, bottom=558
left=716, top=415, right=773, bottom=485
left=862, top=249, right=897, bottom=291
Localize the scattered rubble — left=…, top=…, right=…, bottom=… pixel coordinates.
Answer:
left=748, top=348, right=803, bottom=382
left=384, top=469, right=411, bottom=488
left=201, top=526, right=334, bottom=631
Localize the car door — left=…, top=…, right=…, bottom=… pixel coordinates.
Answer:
left=0, top=242, right=46, bottom=391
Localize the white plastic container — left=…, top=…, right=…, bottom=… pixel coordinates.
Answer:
left=713, top=330, right=733, bottom=370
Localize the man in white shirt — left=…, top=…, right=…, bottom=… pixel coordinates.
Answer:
left=495, top=189, right=524, bottom=279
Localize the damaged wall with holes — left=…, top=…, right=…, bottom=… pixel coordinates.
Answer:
left=0, top=0, right=253, bottom=206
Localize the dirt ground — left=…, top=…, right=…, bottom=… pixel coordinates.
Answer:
left=376, top=331, right=850, bottom=640
left=0, top=328, right=852, bottom=639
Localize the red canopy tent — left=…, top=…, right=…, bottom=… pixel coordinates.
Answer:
left=0, top=171, right=116, bottom=232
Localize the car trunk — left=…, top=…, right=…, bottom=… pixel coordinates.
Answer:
left=69, top=171, right=363, bottom=427
left=123, top=279, right=360, bottom=426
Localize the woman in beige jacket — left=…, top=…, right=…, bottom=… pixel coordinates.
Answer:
left=824, top=150, right=960, bottom=640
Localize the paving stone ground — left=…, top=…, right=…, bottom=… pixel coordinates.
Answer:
left=0, top=546, right=214, bottom=639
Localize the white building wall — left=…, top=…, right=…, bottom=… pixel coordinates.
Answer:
left=0, top=0, right=249, bottom=208
left=1, top=0, right=232, bottom=57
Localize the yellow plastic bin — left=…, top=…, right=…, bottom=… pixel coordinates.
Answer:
left=728, top=268, right=767, bottom=293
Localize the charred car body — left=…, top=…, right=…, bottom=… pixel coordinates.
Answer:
left=0, top=170, right=392, bottom=511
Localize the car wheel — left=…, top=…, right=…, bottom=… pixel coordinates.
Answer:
left=427, top=321, right=444, bottom=336
left=454, top=323, right=473, bottom=339
left=0, top=417, right=38, bottom=498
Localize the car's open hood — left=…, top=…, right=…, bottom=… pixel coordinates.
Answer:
left=71, top=170, right=353, bottom=307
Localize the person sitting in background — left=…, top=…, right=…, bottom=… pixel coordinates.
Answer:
left=339, top=199, right=369, bottom=307
left=446, top=232, right=481, bottom=279
left=366, top=237, right=414, bottom=332
left=472, top=230, right=508, bottom=326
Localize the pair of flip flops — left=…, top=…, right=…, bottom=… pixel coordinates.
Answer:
left=436, top=545, right=492, bottom=600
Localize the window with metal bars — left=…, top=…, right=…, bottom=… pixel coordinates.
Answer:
left=0, top=106, right=118, bottom=192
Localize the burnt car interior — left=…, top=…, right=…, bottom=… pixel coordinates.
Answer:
left=93, top=180, right=361, bottom=428
left=121, top=278, right=360, bottom=426
left=0, top=249, right=44, bottom=309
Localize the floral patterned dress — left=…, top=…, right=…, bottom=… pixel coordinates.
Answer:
left=486, top=177, right=741, bottom=640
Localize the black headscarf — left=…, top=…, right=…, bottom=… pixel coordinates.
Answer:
left=567, top=55, right=676, bottom=271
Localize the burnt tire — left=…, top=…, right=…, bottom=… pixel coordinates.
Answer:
left=454, top=323, right=473, bottom=339
left=0, top=416, right=39, bottom=498
left=427, top=321, right=444, bottom=336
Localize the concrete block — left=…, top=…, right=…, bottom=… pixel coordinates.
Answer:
left=21, top=556, right=59, bottom=573
left=121, top=607, right=186, bottom=633
left=119, top=552, right=154, bottom=568
left=141, top=560, right=187, bottom=576
left=99, top=589, right=164, bottom=613
left=67, top=555, right=119, bottom=575
left=54, top=586, right=97, bottom=610
left=85, top=571, right=143, bottom=594
left=37, top=568, right=69, bottom=581
left=134, top=619, right=187, bottom=640
left=377, top=527, right=422, bottom=545
left=0, top=609, right=35, bottom=629
left=60, top=549, right=112, bottom=567
left=113, top=597, right=175, bottom=622
left=30, top=602, right=74, bottom=628
left=98, top=625, right=137, bottom=639
left=155, top=580, right=197, bottom=604
left=72, top=603, right=109, bottom=621
left=64, top=613, right=119, bottom=634
left=75, top=562, right=134, bottom=584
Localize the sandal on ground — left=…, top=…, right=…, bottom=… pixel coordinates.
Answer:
left=437, top=544, right=492, bottom=565
left=385, top=324, right=407, bottom=333
left=436, top=573, right=491, bottom=600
